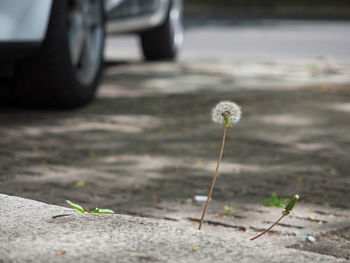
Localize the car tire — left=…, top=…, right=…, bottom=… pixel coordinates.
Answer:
left=13, top=0, right=105, bottom=109
left=140, top=0, right=183, bottom=61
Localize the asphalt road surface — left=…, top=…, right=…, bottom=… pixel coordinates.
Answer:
left=106, top=19, right=350, bottom=61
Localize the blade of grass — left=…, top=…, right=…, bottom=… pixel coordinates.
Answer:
left=90, top=208, right=115, bottom=214
left=66, top=200, right=86, bottom=214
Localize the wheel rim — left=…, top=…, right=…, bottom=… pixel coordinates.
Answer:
left=67, top=0, right=103, bottom=85
left=169, top=0, right=184, bottom=52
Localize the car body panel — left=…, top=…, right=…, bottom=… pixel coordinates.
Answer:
left=0, top=0, right=52, bottom=42
left=106, top=0, right=160, bottom=18
left=105, top=0, right=170, bottom=34
left=0, top=0, right=172, bottom=41
left=0, top=0, right=176, bottom=61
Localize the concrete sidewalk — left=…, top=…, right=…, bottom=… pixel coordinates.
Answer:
left=0, top=194, right=346, bottom=262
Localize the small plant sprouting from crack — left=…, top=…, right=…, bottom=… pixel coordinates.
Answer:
left=223, top=205, right=234, bottom=213
left=264, top=193, right=288, bottom=208
left=198, top=101, right=241, bottom=230
left=250, top=194, right=299, bottom=241
left=66, top=200, right=115, bottom=214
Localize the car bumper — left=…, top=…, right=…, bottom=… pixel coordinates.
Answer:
left=0, top=0, right=52, bottom=42
left=106, top=0, right=169, bottom=34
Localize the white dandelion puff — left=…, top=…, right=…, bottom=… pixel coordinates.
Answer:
left=212, top=101, right=241, bottom=126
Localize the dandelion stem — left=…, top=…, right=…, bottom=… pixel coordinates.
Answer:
left=198, top=125, right=227, bottom=230
left=250, top=214, right=285, bottom=241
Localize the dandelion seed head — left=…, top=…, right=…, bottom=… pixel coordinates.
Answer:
left=212, top=101, right=241, bottom=126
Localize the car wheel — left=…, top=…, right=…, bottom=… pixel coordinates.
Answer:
left=13, top=0, right=105, bottom=108
left=140, top=0, right=183, bottom=61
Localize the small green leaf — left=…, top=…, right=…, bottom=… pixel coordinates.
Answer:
left=66, top=200, right=86, bottom=214
left=223, top=205, right=233, bottom=213
left=93, top=208, right=115, bottom=214
left=305, top=64, right=317, bottom=72
left=264, top=193, right=288, bottom=208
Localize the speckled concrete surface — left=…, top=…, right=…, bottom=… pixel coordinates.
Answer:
left=0, top=194, right=347, bottom=262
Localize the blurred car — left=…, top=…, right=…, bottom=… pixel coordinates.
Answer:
left=0, top=0, right=183, bottom=108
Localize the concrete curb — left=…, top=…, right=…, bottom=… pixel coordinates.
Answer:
left=0, top=194, right=346, bottom=262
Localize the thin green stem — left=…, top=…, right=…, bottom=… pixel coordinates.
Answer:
left=250, top=214, right=285, bottom=241
left=198, top=125, right=227, bottom=230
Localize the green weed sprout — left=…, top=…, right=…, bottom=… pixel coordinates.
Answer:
left=223, top=205, right=234, bottom=213
left=66, top=200, right=115, bottom=214
left=250, top=194, right=299, bottom=241
left=264, top=193, right=288, bottom=208
left=198, top=101, right=241, bottom=230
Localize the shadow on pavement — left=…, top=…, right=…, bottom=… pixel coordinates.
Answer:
left=0, top=59, right=349, bottom=259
